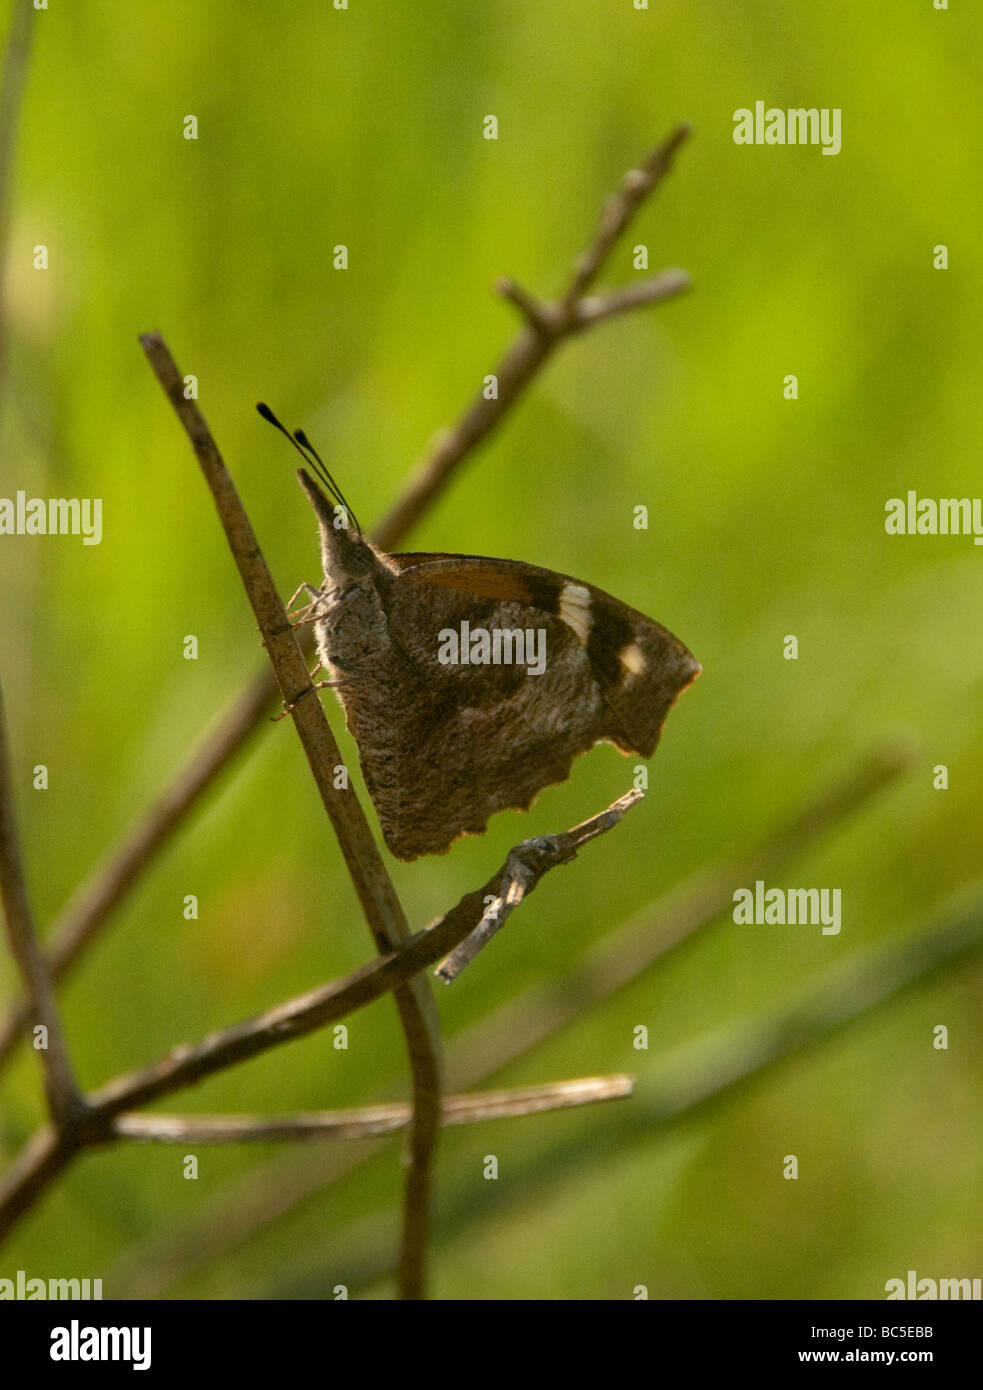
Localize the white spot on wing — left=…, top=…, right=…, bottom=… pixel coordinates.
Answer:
left=619, top=641, right=646, bottom=680
left=559, top=583, right=592, bottom=646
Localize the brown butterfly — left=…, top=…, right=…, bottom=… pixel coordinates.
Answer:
left=260, top=404, right=700, bottom=860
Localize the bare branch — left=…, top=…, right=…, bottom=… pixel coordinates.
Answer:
left=138, top=332, right=442, bottom=1301
left=372, top=123, right=693, bottom=549
left=0, top=682, right=84, bottom=1125
left=573, top=269, right=690, bottom=329
left=0, top=1127, right=75, bottom=1244
left=438, top=1074, right=633, bottom=1125
left=494, top=276, right=555, bottom=334
left=435, top=789, right=642, bottom=982
left=562, top=124, right=691, bottom=308
left=110, top=1075, right=634, bottom=1143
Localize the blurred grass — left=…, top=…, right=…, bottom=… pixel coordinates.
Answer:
left=1, top=0, right=981, bottom=1299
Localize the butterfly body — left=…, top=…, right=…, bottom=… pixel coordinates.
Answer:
left=298, top=468, right=699, bottom=860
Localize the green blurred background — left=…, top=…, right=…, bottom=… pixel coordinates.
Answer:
left=1, top=0, right=981, bottom=1299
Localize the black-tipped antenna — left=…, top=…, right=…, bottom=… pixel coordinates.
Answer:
left=293, top=427, right=361, bottom=536
left=256, top=402, right=361, bottom=534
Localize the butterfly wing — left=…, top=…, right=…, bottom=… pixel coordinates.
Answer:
left=337, top=553, right=698, bottom=859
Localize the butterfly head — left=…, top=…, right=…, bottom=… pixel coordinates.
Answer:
left=296, top=466, right=378, bottom=591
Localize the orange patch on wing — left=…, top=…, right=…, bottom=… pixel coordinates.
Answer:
left=403, top=567, right=535, bottom=602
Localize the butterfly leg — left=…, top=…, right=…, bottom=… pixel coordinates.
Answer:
left=285, top=581, right=326, bottom=627
left=285, top=580, right=319, bottom=609
left=271, top=659, right=337, bottom=721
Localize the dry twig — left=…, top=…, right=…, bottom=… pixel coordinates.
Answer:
left=111, top=1075, right=635, bottom=1144
left=138, top=333, right=442, bottom=1299
left=0, top=683, right=82, bottom=1126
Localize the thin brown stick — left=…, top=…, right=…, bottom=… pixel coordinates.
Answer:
left=0, top=1127, right=76, bottom=1243
left=0, top=683, right=84, bottom=1126
left=0, top=131, right=692, bottom=1078
left=573, top=269, right=690, bottom=328
left=561, top=126, right=691, bottom=308
left=138, top=332, right=442, bottom=1301
left=110, top=1075, right=635, bottom=1143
